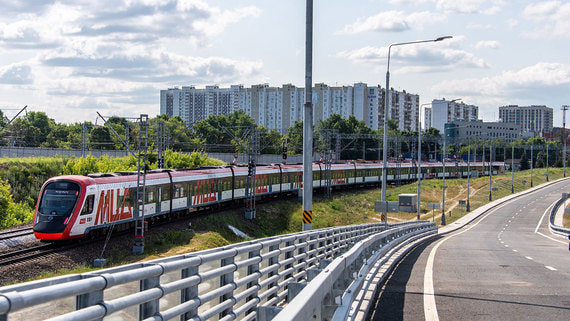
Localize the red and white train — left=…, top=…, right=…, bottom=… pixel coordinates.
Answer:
left=33, top=160, right=504, bottom=240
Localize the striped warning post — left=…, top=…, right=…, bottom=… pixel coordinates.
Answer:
left=302, top=210, right=313, bottom=224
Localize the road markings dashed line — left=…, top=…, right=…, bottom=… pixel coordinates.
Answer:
left=525, top=256, right=533, bottom=260
left=545, top=266, right=557, bottom=271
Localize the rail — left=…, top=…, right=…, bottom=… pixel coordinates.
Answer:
left=550, top=197, right=570, bottom=237
left=0, top=221, right=435, bottom=321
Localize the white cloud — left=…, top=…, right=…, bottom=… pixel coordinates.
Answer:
left=0, top=1, right=261, bottom=48
left=436, top=0, right=504, bottom=15
left=522, top=1, right=570, bottom=38
left=466, top=23, right=494, bottom=30
left=0, top=63, right=33, bottom=84
left=339, top=10, right=445, bottom=34
left=507, top=19, right=518, bottom=29
left=475, top=40, right=500, bottom=49
left=389, top=0, right=431, bottom=4
left=433, top=62, right=570, bottom=102
left=337, top=38, right=489, bottom=72
left=0, top=0, right=263, bottom=121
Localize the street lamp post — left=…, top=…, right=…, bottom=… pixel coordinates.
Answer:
left=546, top=144, right=549, bottom=181
left=441, top=98, right=461, bottom=225
left=381, top=36, right=452, bottom=227
left=563, top=105, right=568, bottom=177
left=489, top=142, right=492, bottom=201
left=530, top=145, right=533, bottom=187
left=511, top=144, right=515, bottom=193
left=466, top=135, right=471, bottom=211
left=417, top=103, right=431, bottom=220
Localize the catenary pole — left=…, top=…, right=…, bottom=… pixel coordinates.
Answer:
left=302, top=0, right=313, bottom=231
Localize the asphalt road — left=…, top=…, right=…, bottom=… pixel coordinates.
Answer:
left=370, top=179, right=570, bottom=321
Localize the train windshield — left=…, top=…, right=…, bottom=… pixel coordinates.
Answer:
left=38, top=181, right=81, bottom=216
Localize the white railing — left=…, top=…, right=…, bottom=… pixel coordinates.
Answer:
left=0, top=221, right=435, bottom=321
left=550, top=197, right=570, bottom=237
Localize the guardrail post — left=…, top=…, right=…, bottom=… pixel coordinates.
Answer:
left=246, top=248, right=261, bottom=316
left=76, top=278, right=104, bottom=321
left=308, top=233, right=317, bottom=263
left=326, top=231, right=333, bottom=259
left=298, top=237, right=307, bottom=280
left=181, top=264, right=199, bottom=321
left=269, top=244, right=280, bottom=301
left=140, top=275, right=161, bottom=320
left=220, top=255, right=235, bottom=318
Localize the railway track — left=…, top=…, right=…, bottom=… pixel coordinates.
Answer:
left=0, top=243, right=61, bottom=266
left=0, top=227, right=34, bottom=241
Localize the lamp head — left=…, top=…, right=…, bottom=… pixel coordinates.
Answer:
left=435, top=36, right=453, bottom=42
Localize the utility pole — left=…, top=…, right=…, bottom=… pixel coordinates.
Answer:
left=125, top=123, right=131, bottom=157
left=530, top=145, right=533, bottom=187
left=563, top=105, right=568, bottom=177
left=546, top=144, right=549, bottom=181
left=157, top=121, right=165, bottom=169
left=511, top=144, right=515, bottom=193
left=133, top=114, right=149, bottom=255
left=489, top=142, right=492, bottom=201
left=467, top=138, right=471, bottom=211
left=302, top=0, right=314, bottom=231
left=81, top=122, right=87, bottom=157
left=441, top=130, right=447, bottom=226
left=245, top=126, right=259, bottom=220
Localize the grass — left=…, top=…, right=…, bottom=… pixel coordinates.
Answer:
left=14, top=167, right=567, bottom=283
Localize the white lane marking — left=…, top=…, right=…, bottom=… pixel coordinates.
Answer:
left=525, top=256, right=533, bottom=260
left=513, top=249, right=518, bottom=252
left=424, top=238, right=444, bottom=321
left=536, top=231, right=567, bottom=245
left=535, top=202, right=555, bottom=233
left=545, top=266, right=557, bottom=271
left=424, top=201, right=512, bottom=321
left=505, top=245, right=509, bottom=248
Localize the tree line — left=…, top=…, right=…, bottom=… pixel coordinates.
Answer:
left=0, top=110, right=566, bottom=166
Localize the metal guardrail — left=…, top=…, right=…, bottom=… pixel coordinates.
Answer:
left=550, top=198, right=570, bottom=237
left=0, top=221, right=434, bottom=321
left=273, top=222, right=436, bottom=321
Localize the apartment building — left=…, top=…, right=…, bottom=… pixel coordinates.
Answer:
left=160, top=83, right=420, bottom=134
left=425, top=99, right=479, bottom=133
left=498, top=105, right=553, bottom=135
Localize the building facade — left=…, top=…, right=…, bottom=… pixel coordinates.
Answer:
left=445, top=120, right=521, bottom=144
left=426, top=99, right=479, bottom=134
left=498, top=105, right=553, bottom=135
left=160, top=83, right=420, bottom=134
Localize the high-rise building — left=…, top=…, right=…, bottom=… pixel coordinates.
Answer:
left=425, top=99, right=479, bottom=133
left=498, top=105, right=553, bottom=135
left=160, top=83, right=420, bottom=134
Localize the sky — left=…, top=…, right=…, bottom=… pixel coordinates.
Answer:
left=0, top=0, right=569, bottom=127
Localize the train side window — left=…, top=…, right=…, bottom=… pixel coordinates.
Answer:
left=175, top=184, right=185, bottom=198
left=161, top=184, right=171, bottom=200
left=146, top=188, right=155, bottom=203
left=80, top=195, right=94, bottom=215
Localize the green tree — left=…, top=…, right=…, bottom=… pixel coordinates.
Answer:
left=192, top=110, right=257, bottom=152
left=520, top=152, right=529, bottom=170
left=90, top=126, right=113, bottom=150
left=285, top=120, right=304, bottom=154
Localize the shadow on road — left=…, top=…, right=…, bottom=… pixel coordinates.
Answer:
left=369, top=236, right=440, bottom=321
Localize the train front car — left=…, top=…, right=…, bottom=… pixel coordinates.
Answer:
left=33, top=176, right=88, bottom=241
